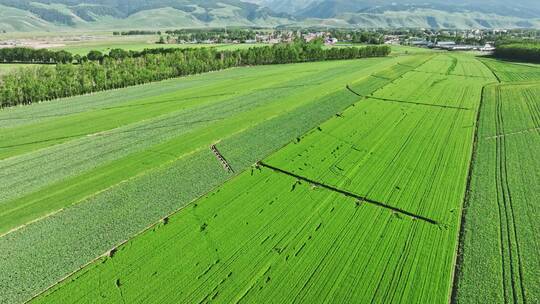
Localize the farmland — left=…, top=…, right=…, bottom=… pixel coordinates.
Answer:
left=24, top=53, right=502, bottom=304
left=0, top=46, right=538, bottom=304
left=482, top=59, right=540, bottom=82
left=455, top=69, right=540, bottom=303
left=0, top=54, right=423, bottom=304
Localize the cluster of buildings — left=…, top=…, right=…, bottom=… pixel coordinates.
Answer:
left=407, top=40, right=495, bottom=51
left=177, top=31, right=339, bottom=46
left=383, top=29, right=505, bottom=52
left=303, top=32, right=338, bottom=45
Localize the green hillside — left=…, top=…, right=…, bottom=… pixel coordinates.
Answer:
left=0, top=0, right=290, bottom=32
left=0, top=0, right=539, bottom=31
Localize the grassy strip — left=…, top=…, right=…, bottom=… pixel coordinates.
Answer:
left=449, top=83, right=491, bottom=303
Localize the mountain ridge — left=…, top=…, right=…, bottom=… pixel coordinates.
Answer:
left=0, top=0, right=539, bottom=32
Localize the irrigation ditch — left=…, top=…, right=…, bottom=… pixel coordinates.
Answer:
left=345, top=85, right=471, bottom=110
left=258, top=161, right=439, bottom=225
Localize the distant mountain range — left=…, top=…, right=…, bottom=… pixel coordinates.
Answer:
left=0, top=0, right=539, bottom=32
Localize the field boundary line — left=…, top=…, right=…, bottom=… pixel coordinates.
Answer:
left=345, top=85, right=471, bottom=110
left=258, top=161, right=439, bottom=225
left=495, top=81, right=540, bottom=88
left=0, top=209, right=64, bottom=238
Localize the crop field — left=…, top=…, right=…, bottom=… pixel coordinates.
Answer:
left=455, top=72, right=540, bottom=302
left=481, top=59, right=540, bottom=82
left=2, top=48, right=538, bottom=304
left=0, top=54, right=432, bottom=304
left=24, top=53, right=513, bottom=304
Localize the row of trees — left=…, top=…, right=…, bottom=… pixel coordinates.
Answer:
left=0, top=47, right=183, bottom=64
left=113, top=30, right=160, bottom=36
left=493, top=43, right=540, bottom=63
left=165, top=28, right=259, bottom=43
left=0, top=47, right=73, bottom=64
left=0, top=42, right=390, bottom=107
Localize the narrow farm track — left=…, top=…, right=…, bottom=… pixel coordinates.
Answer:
left=22, top=53, right=502, bottom=304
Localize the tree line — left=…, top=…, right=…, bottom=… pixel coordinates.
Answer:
left=0, top=47, right=179, bottom=64
left=170, top=28, right=258, bottom=43
left=493, top=43, right=540, bottom=63
left=0, top=42, right=390, bottom=108
left=113, top=30, right=161, bottom=36
left=0, top=47, right=73, bottom=64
